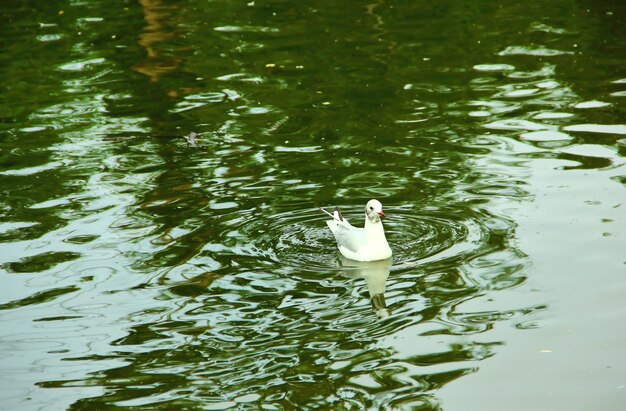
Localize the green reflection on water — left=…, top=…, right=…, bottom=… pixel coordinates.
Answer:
left=1, top=0, right=625, bottom=410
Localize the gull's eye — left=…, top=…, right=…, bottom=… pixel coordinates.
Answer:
left=369, top=206, right=373, bottom=210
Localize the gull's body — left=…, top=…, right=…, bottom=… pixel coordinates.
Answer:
left=320, top=199, right=392, bottom=262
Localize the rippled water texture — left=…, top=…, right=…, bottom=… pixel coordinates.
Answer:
left=1, top=1, right=625, bottom=410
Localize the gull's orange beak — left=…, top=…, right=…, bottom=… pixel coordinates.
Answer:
left=378, top=211, right=385, bottom=217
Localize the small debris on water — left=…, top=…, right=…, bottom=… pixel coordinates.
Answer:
left=185, top=131, right=201, bottom=148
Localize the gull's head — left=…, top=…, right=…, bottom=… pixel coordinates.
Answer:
left=365, top=199, right=385, bottom=222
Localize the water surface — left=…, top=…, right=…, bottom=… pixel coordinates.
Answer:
left=1, top=1, right=625, bottom=410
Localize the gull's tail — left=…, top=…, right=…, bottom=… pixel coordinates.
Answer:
left=319, top=206, right=344, bottom=222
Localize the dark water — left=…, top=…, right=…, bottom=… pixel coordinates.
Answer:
left=1, top=1, right=625, bottom=410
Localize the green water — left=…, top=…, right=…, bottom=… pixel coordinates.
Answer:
left=1, top=1, right=625, bottom=410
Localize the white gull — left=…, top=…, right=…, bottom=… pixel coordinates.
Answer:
left=320, top=199, right=392, bottom=262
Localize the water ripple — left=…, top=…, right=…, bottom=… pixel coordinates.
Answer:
left=207, top=204, right=484, bottom=277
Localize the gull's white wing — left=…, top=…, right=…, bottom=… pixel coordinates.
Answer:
left=328, top=223, right=364, bottom=253
left=320, top=206, right=363, bottom=253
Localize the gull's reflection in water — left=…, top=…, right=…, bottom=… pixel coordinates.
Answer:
left=339, top=256, right=392, bottom=319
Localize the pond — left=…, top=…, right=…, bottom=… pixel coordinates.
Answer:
left=1, top=1, right=625, bottom=410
